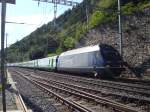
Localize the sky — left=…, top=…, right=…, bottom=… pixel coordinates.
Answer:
left=0, top=0, right=83, bottom=47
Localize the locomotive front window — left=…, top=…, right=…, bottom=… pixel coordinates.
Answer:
left=102, top=50, right=119, bottom=61
left=94, top=51, right=103, bottom=66
left=96, top=51, right=100, bottom=58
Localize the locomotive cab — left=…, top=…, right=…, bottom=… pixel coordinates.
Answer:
left=100, top=44, right=124, bottom=77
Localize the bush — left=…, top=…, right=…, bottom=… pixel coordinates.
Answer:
left=63, top=37, right=75, bottom=49
left=89, top=11, right=107, bottom=28
left=138, top=0, right=150, bottom=9
left=98, top=0, right=117, bottom=9
left=56, top=47, right=63, bottom=54
left=47, top=53, right=57, bottom=57
left=122, top=2, right=138, bottom=15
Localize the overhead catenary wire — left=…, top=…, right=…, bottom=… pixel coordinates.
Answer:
left=34, top=0, right=80, bottom=27
left=36, top=2, right=48, bottom=28
left=6, top=21, right=36, bottom=25
left=44, top=2, right=54, bottom=25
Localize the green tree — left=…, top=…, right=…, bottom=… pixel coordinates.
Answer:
left=122, top=2, right=138, bottom=15
left=98, top=0, right=117, bottom=9
left=64, top=37, right=75, bottom=49
left=89, top=11, right=107, bottom=28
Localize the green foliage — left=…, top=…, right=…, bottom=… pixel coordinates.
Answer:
left=89, top=11, right=108, bottom=28
left=122, top=0, right=150, bottom=14
left=6, top=0, right=149, bottom=62
left=29, top=47, right=45, bottom=60
left=75, top=23, right=83, bottom=40
left=122, top=2, right=138, bottom=15
left=138, top=0, right=150, bottom=10
left=47, top=53, right=57, bottom=57
left=63, top=37, right=75, bottom=49
left=56, top=47, right=63, bottom=54
left=75, top=22, right=88, bottom=40
left=98, top=0, right=117, bottom=9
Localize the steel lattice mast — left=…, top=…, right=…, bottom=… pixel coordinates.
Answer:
left=33, top=0, right=79, bottom=26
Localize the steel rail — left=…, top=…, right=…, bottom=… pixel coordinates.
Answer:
left=13, top=69, right=139, bottom=112
left=18, top=75, right=95, bottom=112
left=12, top=68, right=150, bottom=104
left=18, top=93, right=28, bottom=112
left=28, top=69, right=150, bottom=91
left=30, top=75, right=150, bottom=103
left=21, top=68, right=150, bottom=96
left=32, top=78, right=139, bottom=112
left=16, top=67, right=147, bottom=87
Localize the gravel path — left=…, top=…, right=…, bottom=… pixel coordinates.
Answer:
left=11, top=73, right=61, bottom=112
left=0, top=89, right=17, bottom=110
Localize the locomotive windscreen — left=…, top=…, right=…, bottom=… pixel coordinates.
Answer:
left=100, top=44, right=122, bottom=66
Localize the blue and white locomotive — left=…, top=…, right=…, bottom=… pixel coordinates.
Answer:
left=8, top=44, right=123, bottom=78
left=57, top=44, right=123, bottom=77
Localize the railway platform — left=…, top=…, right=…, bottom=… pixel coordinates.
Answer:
left=0, top=71, right=31, bottom=112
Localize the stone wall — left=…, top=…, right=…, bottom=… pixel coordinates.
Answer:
left=77, top=8, right=150, bottom=78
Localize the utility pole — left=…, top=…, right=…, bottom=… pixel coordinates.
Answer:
left=0, top=1, right=15, bottom=112
left=5, top=33, right=8, bottom=83
left=118, top=0, right=123, bottom=56
left=5, top=33, right=8, bottom=62
left=1, top=1, right=7, bottom=111
left=85, top=0, right=89, bottom=29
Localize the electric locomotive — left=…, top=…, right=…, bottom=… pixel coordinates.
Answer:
left=57, top=44, right=123, bottom=77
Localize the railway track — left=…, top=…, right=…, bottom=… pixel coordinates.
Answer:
left=9, top=67, right=143, bottom=112
left=17, top=91, right=28, bottom=112
left=16, top=68, right=150, bottom=111
left=113, top=77, right=150, bottom=86
left=20, top=68, right=150, bottom=100
left=13, top=73, right=97, bottom=112
left=11, top=73, right=61, bottom=112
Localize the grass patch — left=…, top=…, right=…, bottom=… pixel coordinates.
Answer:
left=47, top=53, right=57, bottom=57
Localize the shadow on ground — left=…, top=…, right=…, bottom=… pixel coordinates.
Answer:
left=124, top=58, right=150, bottom=78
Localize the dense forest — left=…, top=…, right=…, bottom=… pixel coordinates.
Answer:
left=7, top=0, right=150, bottom=62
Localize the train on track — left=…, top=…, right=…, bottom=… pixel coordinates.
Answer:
left=8, top=44, right=124, bottom=78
